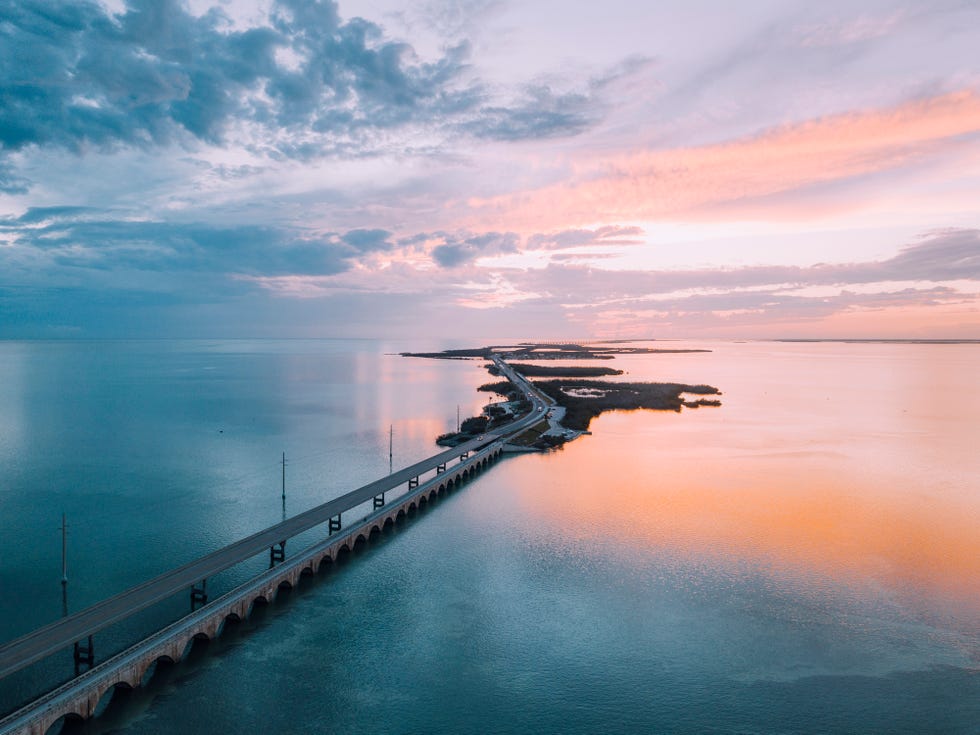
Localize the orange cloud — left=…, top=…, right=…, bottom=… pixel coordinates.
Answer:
left=468, top=89, right=980, bottom=229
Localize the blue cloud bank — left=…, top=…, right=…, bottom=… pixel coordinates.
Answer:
left=0, top=0, right=614, bottom=190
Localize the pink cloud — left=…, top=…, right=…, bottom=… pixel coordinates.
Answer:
left=794, top=10, right=905, bottom=47
left=466, top=90, right=980, bottom=230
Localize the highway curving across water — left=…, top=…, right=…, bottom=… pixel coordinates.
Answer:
left=0, top=357, right=553, bottom=682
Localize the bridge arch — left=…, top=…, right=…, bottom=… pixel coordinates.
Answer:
left=8, top=435, right=521, bottom=735
left=138, top=653, right=176, bottom=687
left=250, top=594, right=270, bottom=615
left=88, top=669, right=140, bottom=722
left=45, top=712, right=85, bottom=735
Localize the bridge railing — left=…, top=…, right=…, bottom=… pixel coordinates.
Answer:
left=0, top=441, right=507, bottom=734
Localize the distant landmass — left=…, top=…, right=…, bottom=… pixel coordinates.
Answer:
left=776, top=339, right=980, bottom=344
left=401, top=341, right=710, bottom=361
left=406, top=343, right=721, bottom=444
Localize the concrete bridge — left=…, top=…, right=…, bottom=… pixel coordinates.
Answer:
left=0, top=358, right=555, bottom=735
left=0, top=441, right=507, bottom=735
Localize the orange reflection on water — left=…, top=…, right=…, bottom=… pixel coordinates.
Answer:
left=500, top=343, right=980, bottom=631
left=514, top=431, right=980, bottom=622
left=560, top=452, right=980, bottom=602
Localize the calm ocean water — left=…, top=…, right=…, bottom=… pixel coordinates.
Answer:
left=0, top=339, right=977, bottom=733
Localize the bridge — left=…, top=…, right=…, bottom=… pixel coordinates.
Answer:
left=0, top=358, right=553, bottom=735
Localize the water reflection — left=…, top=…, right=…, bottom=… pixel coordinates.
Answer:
left=2, top=340, right=977, bottom=733
left=513, top=428, right=979, bottom=616
left=499, top=342, right=980, bottom=658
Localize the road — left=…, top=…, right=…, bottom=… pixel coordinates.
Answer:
left=491, top=356, right=555, bottom=415
left=0, top=357, right=550, bottom=681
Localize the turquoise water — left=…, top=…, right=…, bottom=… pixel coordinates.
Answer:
left=0, top=340, right=977, bottom=733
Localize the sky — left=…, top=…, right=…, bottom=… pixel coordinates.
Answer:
left=1, top=0, right=979, bottom=339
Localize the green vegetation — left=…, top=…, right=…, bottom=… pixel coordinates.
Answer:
left=460, top=416, right=489, bottom=433
left=421, top=347, right=721, bottom=446
left=532, top=379, right=721, bottom=431
left=401, top=347, right=493, bottom=360
left=435, top=432, right=469, bottom=447
left=479, top=381, right=517, bottom=397
left=683, top=398, right=722, bottom=408
left=509, top=363, right=623, bottom=377
left=507, top=418, right=552, bottom=447
left=435, top=389, right=524, bottom=447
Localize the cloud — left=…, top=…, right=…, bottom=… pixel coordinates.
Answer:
left=463, top=55, right=651, bottom=141
left=6, top=216, right=973, bottom=338
left=794, top=10, right=906, bottom=48
left=396, top=0, right=505, bottom=40
left=340, top=228, right=393, bottom=253
left=1, top=0, right=640, bottom=187
left=525, top=225, right=644, bottom=250
left=9, top=206, right=99, bottom=224
left=249, top=227, right=980, bottom=316
left=429, top=231, right=519, bottom=267
left=464, top=84, right=599, bottom=141
left=404, top=225, right=643, bottom=269
left=510, top=228, right=980, bottom=302
left=467, top=89, right=980, bottom=229
left=0, top=159, right=29, bottom=193
left=0, top=0, right=476, bottom=165
left=0, top=209, right=392, bottom=279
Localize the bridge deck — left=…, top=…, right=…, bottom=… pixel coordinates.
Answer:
left=0, top=357, right=551, bottom=680
left=0, top=442, right=506, bottom=735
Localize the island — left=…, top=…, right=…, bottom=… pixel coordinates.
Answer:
left=478, top=379, right=721, bottom=431
left=407, top=342, right=721, bottom=450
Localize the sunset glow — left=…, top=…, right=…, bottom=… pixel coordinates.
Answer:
left=1, top=1, right=977, bottom=338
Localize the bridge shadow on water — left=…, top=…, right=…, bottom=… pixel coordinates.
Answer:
left=51, top=472, right=471, bottom=735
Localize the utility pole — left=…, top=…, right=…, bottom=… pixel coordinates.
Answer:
left=389, top=424, right=393, bottom=475
left=60, top=513, right=69, bottom=617
left=280, top=452, right=287, bottom=521
left=60, top=513, right=68, bottom=585
left=280, top=451, right=287, bottom=501
left=456, top=404, right=460, bottom=433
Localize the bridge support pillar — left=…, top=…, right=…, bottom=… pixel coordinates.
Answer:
left=408, top=477, right=419, bottom=489
left=191, top=580, right=208, bottom=609
left=373, top=493, right=384, bottom=509
left=269, top=541, right=286, bottom=566
left=329, top=515, right=341, bottom=533
left=73, top=635, right=94, bottom=674
left=436, top=463, right=446, bottom=474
